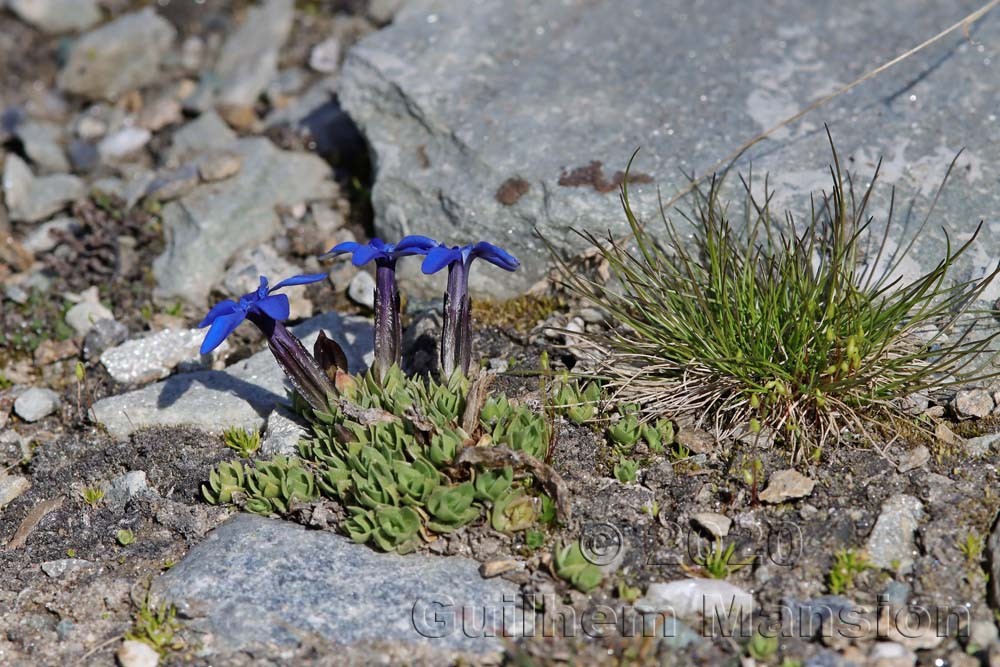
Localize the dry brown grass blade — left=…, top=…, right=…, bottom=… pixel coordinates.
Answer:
left=4, top=495, right=64, bottom=551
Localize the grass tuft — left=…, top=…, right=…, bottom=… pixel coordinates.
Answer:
left=554, top=137, right=1000, bottom=451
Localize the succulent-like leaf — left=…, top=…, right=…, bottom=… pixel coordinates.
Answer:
left=426, top=483, right=480, bottom=532
left=490, top=491, right=536, bottom=533
left=473, top=466, right=514, bottom=502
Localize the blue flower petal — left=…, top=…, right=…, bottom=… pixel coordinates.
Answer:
left=200, top=311, right=246, bottom=354
left=270, top=273, right=328, bottom=291
left=471, top=242, right=519, bottom=271
left=421, top=246, right=463, bottom=274
left=394, top=235, right=439, bottom=256
left=322, top=241, right=360, bottom=258
left=198, top=299, right=239, bottom=328
left=254, top=293, right=290, bottom=321
left=350, top=244, right=383, bottom=267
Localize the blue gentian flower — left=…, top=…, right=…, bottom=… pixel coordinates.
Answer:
left=199, top=273, right=326, bottom=354
left=198, top=272, right=335, bottom=411
left=421, top=241, right=519, bottom=377
left=323, top=235, right=438, bottom=266
left=322, top=235, right=438, bottom=381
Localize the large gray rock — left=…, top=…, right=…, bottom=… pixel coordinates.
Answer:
left=152, top=137, right=336, bottom=305
left=57, top=8, right=176, bottom=101
left=340, top=0, right=1000, bottom=297
left=99, top=328, right=229, bottom=385
left=8, top=0, right=101, bottom=34
left=152, top=514, right=524, bottom=659
left=90, top=313, right=373, bottom=440
left=866, top=494, right=924, bottom=573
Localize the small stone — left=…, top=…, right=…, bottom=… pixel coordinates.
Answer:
left=83, top=318, right=129, bottom=361
left=40, top=558, right=94, bottom=578
left=969, top=620, right=999, bottom=650
left=675, top=428, right=715, bottom=454
left=578, top=307, right=606, bottom=323
left=880, top=581, right=910, bottom=607
left=261, top=407, right=306, bottom=457
left=16, top=120, right=70, bottom=172
left=104, top=471, right=151, bottom=512
left=57, top=8, right=177, bottom=101
left=309, top=37, right=342, bottom=73
left=65, top=300, right=114, bottom=336
left=197, top=151, right=243, bottom=182
left=691, top=512, right=731, bottom=538
left=67, top=140, right=99, bottom=172
left=8, top=0, right=102, bottom=34
left=22, top=217, right=79, bottom=253
left=138, top=98, right=182, bottom=132
left=75, top=114, right=107, bottom=140
left=217, top=105, right=259, bottom=133
left=954, top=388, right=994, bottom=419
left=14, top=388, right=60, bottom=422
left=367, top=0, right=406, bottom=24
left=168, top=111, right=238, bottom=163
left=896, top=445, right=930, bottom=473
left=866, top=494, right=923, bottom=573
left=33, top=338, right=79, bottom=365
left=144, top=165, right=199, bottom=202
left=98, top=126, right=151, bottom=161
left=758, top=469, right=815, bottom=504
left=327, top=261, right=357, bottom=293
left=117, top=639, right=160, bottom=667
left=636, top=578, right=753, bottom=620
left=5, top=284, right=29, bottom=304
left=480, top=559, right=522, bottom=578
left=101, top=329, right=227, bottom=384
left=868, top=641, right=915, bottom=667
left=0, top=474, right=31, bottom=509
left=3, top=153, right=85, bottom=223
left=347, top=271, right=376, bottom=308
left=934, top=421, right=963, bottom=446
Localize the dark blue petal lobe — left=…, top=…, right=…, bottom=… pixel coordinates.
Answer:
left=270, top=273, right=328, bottom=291
left=471, top=241, right=519, bottom=271
left=322, top=241, right=360, bottom=258
left=200, top=311, right=246, bottom=354
left=421, top=246, right=463, bottom=274
left=198, top=299, right=239, bottom=328
left=350, top=245, right=383, bottom=266
left=254, top=293, right=291, bottom=321
left=394, top=235, right=439, bottom=256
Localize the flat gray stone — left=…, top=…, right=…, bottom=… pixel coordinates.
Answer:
left=0, top=474, right=30, bottom=510
left=57, top=8, right=176, bottom=101
left=3, top=154, right=85, bottom=223
left=40, top=558, right=95, bottom=578
left=167, top=111, right=238, bottom=164
left=212, top=0, right=294, bottom=107
left=759, top=469, right=815, bottom=504
left=866, top=494, right=924, bottom=573
left=13, top=387, right=60, bottom=422
left=100, top=328, right=228, bottom=385
left=98, top=126, right=152, bottom=161
left=65, top=299, right=114, bottom=336
left=90, top=313, right=373, bottom=440
left=152, top=137, right=336, bottom=305
left=341, top=0, right=1000, bottom=297
left=16, top=120, right=69, bottom=172
left=153, top=514, right=523, bottom=659
left=636, top=578, right=753, bottom=621
left=8, top=0, right=101, bottom=34
left=260, top=406, right=307, bottom=457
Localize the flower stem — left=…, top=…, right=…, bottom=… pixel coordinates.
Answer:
left=374, top=260, right=401, bottom=382
left=441, top=261, right=471, bottom=378
left=247, top=312, right=335, bottom=411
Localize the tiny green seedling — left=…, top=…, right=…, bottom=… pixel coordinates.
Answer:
left=827, top=549, right=871, bottom=595
left=958, top=531, right=984, bottom=566
left=614, top=456, right=639, bottom=484
left=116, top=529, right=136, bottom=546
left=746, top=630, right=779, bottom=662
left=81, top=485, right=104, bottom=508
left=695, top=540, right=746, bottom=579
left=125, top=594, right=183, bottom=656
left=617, top=580, right=642, bottom=603
left=524, top=530, right=545, bottom=551
left=222, top=426, right=261, bottom=458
